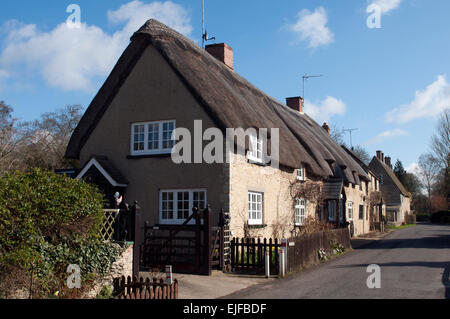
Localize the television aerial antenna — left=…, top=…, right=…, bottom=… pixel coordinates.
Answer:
left=202, top=0, right=215, bottom=48
left=302, top=74, right=324, bottom=109
left=343, top=128, right=359, bottom=149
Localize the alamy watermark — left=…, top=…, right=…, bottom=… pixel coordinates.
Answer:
left=66, top=4, right=81, bottom=29
left=67, top=264, right=81, bottom=289
left=366, top=264, right=381, bottom=289
left=367, top=4, right=382, bottom=29
left=170, top=120, right=280, bottom=169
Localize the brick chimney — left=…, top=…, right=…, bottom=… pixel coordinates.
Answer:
left=376, top=151, right=382, bottom=160
left=286, top=97, right=304, bottom=113
left=322, top=122, right=331, bottom=135
left=385, top=156, right=392, bottom=168
left=205, top=43, right=234, bottom=70
left=381, top=152, right=385, bottom=163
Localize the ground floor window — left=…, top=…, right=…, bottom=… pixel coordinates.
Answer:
left=248, top=191, right=263, bottom=225
left=295, top=198, right=306, bottom=226
left=328, top=200, right=336, bottom=221
left=159, top=189, right=206, bottom=224
left=348, top=201, right=353, bottom=220
left=359, top=205, right=364, bottom=220
left=339, top=200, right=344, bottom=222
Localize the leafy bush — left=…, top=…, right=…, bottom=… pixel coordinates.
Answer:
left=0, top=169, right=121, bottom=298
left=96, top=285, right=114, bottom=299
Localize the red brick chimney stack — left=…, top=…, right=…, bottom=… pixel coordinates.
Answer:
left=385, top=156, right=392, bottom=168
left=205, top=43, right=234, bottom=70
left=286, top=97, right=304, bottom=113
left=322, top=122, right=331, bottom=135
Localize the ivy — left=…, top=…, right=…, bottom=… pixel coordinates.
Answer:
left=0, top=169, right=120, bottom=298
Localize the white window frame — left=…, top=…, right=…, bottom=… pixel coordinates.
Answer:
left=159, top=189, right=207, bottom=225
left=131, top=120, right=176, bottom=156
left=328, top=200, right=336, bottom=221
left=348, top=201, right=353, bottom=220
left=248, top=191, right=263, bottom=225
left=295, top=198, right=306, bottom=226
left=248, top=134, right=263, bottom=164
left=296, top=166, right=306, bottom=181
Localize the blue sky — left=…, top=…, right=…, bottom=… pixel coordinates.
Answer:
left=0, top=0, right=449, bottom=171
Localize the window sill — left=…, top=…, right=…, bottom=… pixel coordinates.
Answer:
left=248, top=159, right=266, bottom=167
left=247, top=224, right=267, bottom=229
left=127, top=153, right=172, bottom=159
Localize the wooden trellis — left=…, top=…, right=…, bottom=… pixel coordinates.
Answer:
left=101, top=209, right=120, bottom=241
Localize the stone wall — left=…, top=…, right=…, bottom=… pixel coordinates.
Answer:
left=84, top=244, right=134, bottom=298
left=343, top=184, right=371, bottom=237
left=228, top=152, right=318, bottom=239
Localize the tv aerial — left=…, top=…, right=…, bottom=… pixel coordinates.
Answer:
left=302, top=74, right=324, bottom=108
left=202, top=0, right=215, bottom=48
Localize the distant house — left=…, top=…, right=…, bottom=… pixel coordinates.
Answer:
left=369, top=151, right=411, bottom=225
left=66, top=19, right=377, bottom=243
left=342, top=146, right=386, bottom=234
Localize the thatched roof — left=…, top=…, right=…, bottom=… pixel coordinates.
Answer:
left=66, top=19, right=368, bottom=184
left=323, top=178, right=344, bottom=200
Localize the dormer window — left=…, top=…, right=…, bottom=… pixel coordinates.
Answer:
left=248, top=133, right=263, bottom=164
left=296, top=166, right=306, bottom=181
left=131, top=120, right=175, bottom=155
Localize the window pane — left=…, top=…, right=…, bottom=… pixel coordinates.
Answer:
left=162, top=121, right=175, bottom=149
left=148, top=123, right=159, bottom=150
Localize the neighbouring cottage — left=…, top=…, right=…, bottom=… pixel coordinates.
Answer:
left=369, top=151, right=411, bottom=225
left=66, top=19, right=380, bottom=246
left=342, top=146, right=386, bottom=235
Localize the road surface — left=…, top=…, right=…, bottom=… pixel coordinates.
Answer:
left=224, top=223, right=450, bottom=299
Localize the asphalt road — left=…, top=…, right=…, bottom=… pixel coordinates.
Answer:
left=224, top=223, right=450, bottom=299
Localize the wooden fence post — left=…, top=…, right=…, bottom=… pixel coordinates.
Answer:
left=203, top=206, right=212, bottom=275
left=132, top=202, right=141, bottom=278
left=219, top=209, right=225, bottom=270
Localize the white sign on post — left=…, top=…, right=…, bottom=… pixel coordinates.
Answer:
left=265, top=251, right=270, bottom=278
left=281, top=238, right=288, bottom=275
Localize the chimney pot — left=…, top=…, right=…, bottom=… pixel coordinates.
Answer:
left=286, top=97, right=304, bottom=113
left=385, top=156, right=392, bottom=168
left=205, top=43, right=234, bottom=70
left=322, top=122, right=331, bottom=135
left=376, top=151, right=382, bottom=160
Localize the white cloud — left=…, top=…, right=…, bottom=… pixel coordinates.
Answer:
left=288, top=7, right=334, bottom=48
left=368, top=0, right=403, bottom=14
left=405, top=162, right=419, bottom=174
left=0, top=1, right=193, bottom=92
left=304, top=96, right=346, bottom=124
left=365, top=128, right=408, bottom=145
left=386, top=75, right=450, bottom=124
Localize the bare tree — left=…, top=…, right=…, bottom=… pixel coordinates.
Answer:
left=330, top=125, right=345, bottom=145
left=430, top=108, right=450, bottom=171
left=352, top=145, right=371, bottom=165
left=430, top=108, right=450, bottom=199
left=0, top=102, right=25, bottom=173
left=417, top=153, right=441, bottom=214
left=17, top=105, right=83, bottom=170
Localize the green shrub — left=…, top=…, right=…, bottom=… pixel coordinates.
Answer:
left=96, top=285, right=114, bottom=299
left=0, top=169, right=119, bottom=298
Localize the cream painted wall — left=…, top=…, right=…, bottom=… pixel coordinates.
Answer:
left=79, top=45, right=229, bottom=236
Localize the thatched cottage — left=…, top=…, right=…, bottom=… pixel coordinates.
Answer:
left=369, top=152, right=411, bottom=225
left=66, top=19, right=382, bottom=240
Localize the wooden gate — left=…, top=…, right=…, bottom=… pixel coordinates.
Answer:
left=140, top=207, right=225, bottom=275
